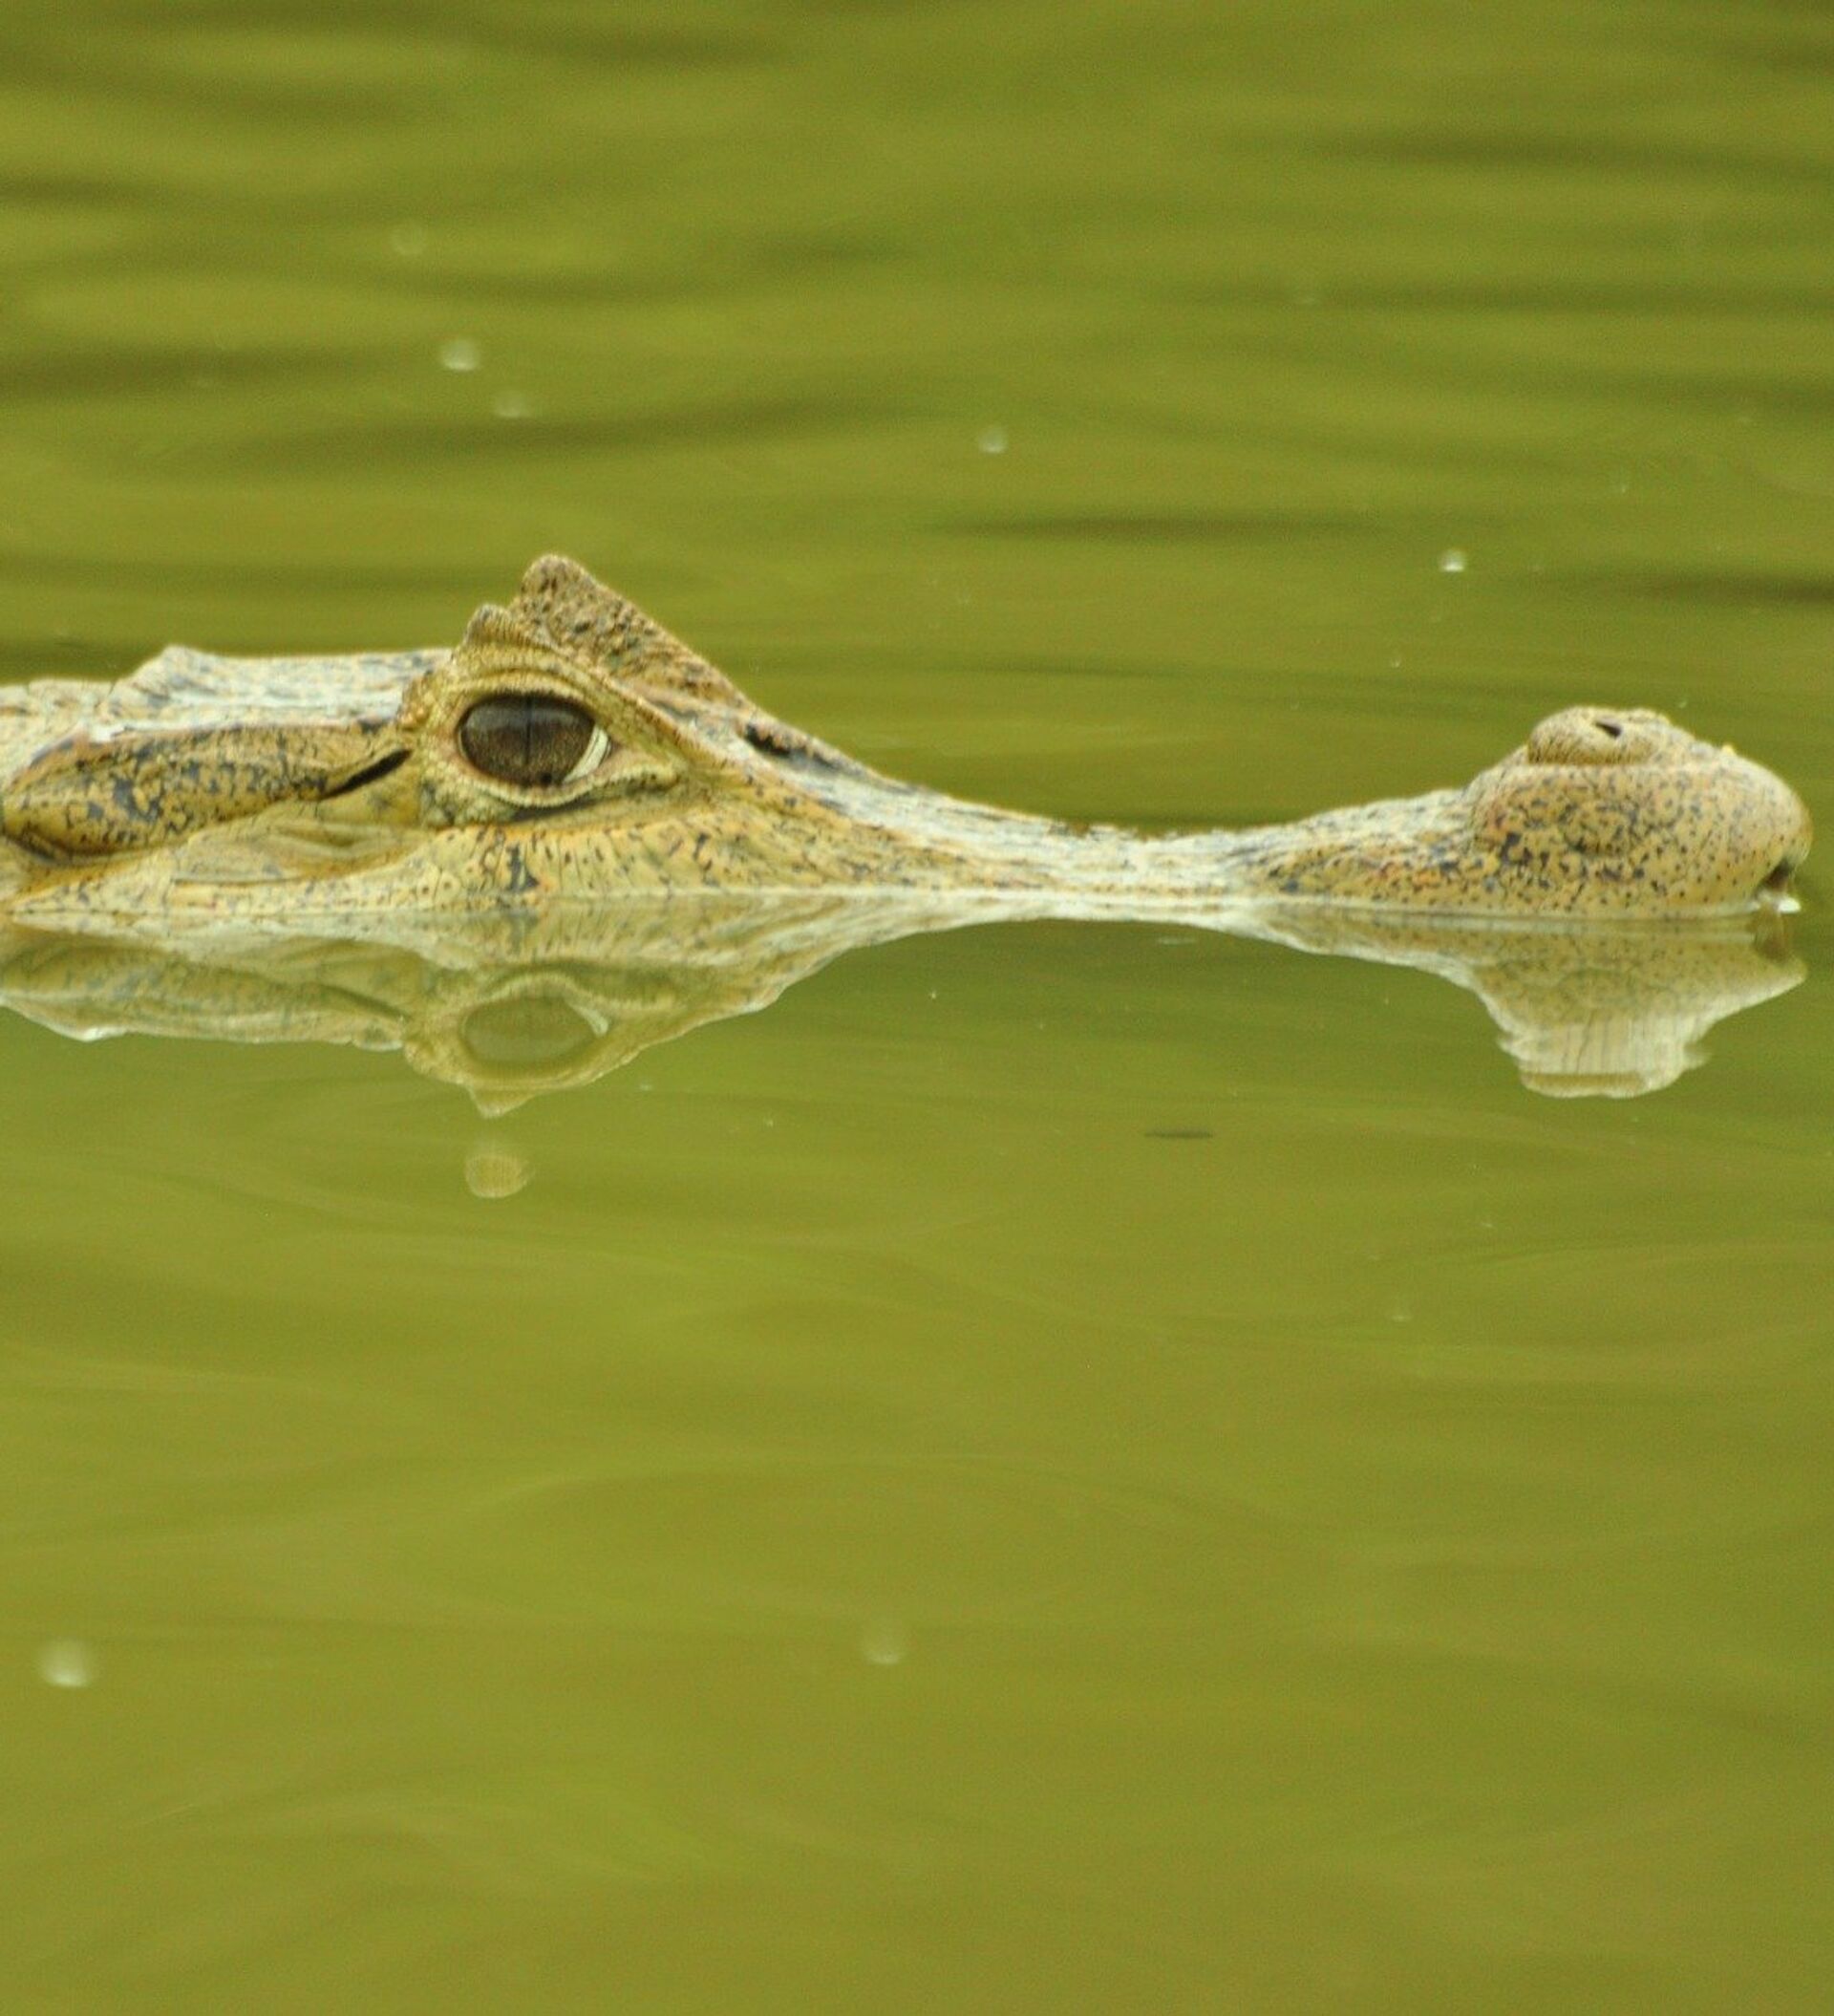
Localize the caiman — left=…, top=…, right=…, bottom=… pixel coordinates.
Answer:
left=0, top=555, right=1810, bottom=929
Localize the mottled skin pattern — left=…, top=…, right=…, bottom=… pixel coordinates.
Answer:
left=0, top=555, right=1810, bottom=929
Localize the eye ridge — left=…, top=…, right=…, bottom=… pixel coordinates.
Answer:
left=458, top=692, right=610, bottom=788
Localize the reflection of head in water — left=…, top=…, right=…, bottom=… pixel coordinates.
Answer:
left=0, top=892, right=1803, bottom=1107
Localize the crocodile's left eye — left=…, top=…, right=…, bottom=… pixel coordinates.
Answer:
left=458, top=694, right=610, bottom=788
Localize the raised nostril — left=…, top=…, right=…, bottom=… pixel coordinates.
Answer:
left=1594, top=718, right=1623, bottom=739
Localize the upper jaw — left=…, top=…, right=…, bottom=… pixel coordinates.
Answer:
left=0, top=716, right=407, bottom=864
left=0, top=639, right=434, bottom=868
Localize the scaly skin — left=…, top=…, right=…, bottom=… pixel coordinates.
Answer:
left=0, top=555, right=1809, bottom=930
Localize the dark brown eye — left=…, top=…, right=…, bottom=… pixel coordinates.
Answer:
left=458, top=694, right=608, bottom=787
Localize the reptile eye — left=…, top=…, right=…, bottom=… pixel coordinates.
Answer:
left=458, top=694, right=610, bottom=788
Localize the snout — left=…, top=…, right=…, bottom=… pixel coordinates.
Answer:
left=0, top=718, right=402, bottom=861
left=1756, top=777, right=1813, bottom=903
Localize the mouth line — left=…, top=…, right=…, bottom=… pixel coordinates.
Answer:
left=1757, top=854, right=1807, bottom=913
left=319, top=747, right=410, bottom=801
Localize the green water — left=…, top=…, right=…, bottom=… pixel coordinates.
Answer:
left=3, top=2, right=1833, bottom=2007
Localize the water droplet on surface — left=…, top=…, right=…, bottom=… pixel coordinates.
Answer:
left=1438, top=548, right=1467, bottom=574
left=492, top=388, right=534, bottom=420
left=438, top=337, right=482, bottom=374
left=976, top=424, right=1008, bottom=455
left=390, top=221, right=428, bottom=258
left=38, top=1640, right=96, bottom=1688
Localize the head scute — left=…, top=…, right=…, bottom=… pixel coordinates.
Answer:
left=509, top=554, right=746, bottom=713
left=512, top=554, right=669, bottom=670
left=458, top=601, right=553, bottom=662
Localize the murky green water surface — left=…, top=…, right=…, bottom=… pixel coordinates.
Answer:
left=2, top=3, right=1831, bottom=2007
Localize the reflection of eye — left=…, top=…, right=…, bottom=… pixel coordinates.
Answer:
left=458, top=694, right=610, bottom=788
left=460, top=996, right=598, bottom=1068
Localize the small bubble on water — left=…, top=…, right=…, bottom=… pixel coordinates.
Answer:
left=438, top=337, right=482, bottom=374
left=465, top=1143, right=531, bottom=1199
left=976, top=424, right=1008, bottom=455
left=1438, top=548, right=1467, bottom=574
left=37, top=1640, right=96, bottom=1688
left=492, top=388, right=535, bottom=420
left=390, top=221, right=428, bottom=258
left=861, top=1619, right=908, bottom=1666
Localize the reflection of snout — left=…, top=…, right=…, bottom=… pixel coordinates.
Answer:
left=1245, top=901, right=1803, bottom=1100
left=1504, top=916, right=1803, bottom=1098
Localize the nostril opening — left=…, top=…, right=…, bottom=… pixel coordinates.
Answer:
left=1594, top=718, right=1623, bottom=740
left=1761, top=859, right=1796, bottom=893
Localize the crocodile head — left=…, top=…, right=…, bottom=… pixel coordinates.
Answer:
left=0, top=555, right=1810, bottom=929
left=0, top=555, right=985, bottom=927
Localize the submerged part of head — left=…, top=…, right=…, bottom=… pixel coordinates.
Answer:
left=0, top=557, right=1811, bottom=925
